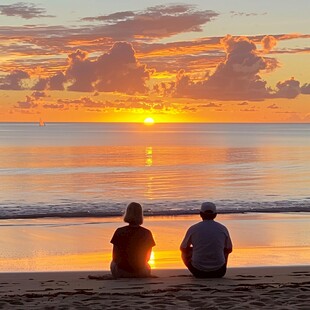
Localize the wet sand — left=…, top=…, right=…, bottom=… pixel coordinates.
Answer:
left=1, top=213, right=310, bottom=272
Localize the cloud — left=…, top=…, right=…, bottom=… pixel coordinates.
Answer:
left=198, top=102, right=221, bottom=108
left=33, top=72, right=66, bottom=91
left=165, top=35, right=310, bottom=101
left=81, top=4, right=218, bottom=40
left=82, top=11, right=135, bottom=22
left=57, top=97, right=115, bottom=110
left=275, top=78, right=300, bottom=99
left=66, top=42, right=152, bottom=93
left=301, top=83, right=310, bottom=94
left=0, top=70, right=29, bottom=90
left=55, top=95, right=173, bottom=112
left=267, top=104, right=279, bottom=109
left=31, top=91, right=48, bottom=99
left=261, top=35, right=277, bottom=53
left=174, top=35, right=271, bottom=100
left=15, top=95, right=38, bottom=109
left=0, top=2, right=54, bottom=19
left=31, top=42, right=152, bottom=94
left=14, top=90, right=49, bottom=111
left=42, top=103, right=65, bottom=109
left=240, top=107, right=258, bottom=112
left=230, top=11, right=267, bottom=17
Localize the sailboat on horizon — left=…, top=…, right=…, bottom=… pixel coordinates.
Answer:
left=39, top=118, right=46, bottom=127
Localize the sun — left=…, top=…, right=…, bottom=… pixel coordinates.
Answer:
left=143, top=117, right=155, bottom=125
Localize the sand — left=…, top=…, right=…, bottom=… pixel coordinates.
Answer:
left=0, top=266, right=309, bottom=309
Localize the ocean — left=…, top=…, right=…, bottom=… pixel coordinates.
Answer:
left=1, top=122, right=310, bottom=219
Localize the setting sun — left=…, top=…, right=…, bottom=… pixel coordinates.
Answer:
left=143, top=117, right=155, bottom=125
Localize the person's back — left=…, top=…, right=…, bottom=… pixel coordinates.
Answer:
left=111, top=225, right=154, bottom=273
left=180, top=202, right=232, bottom=278
left=110, top=202, right=155, bottom=278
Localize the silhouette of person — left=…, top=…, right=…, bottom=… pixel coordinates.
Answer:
left=180, top=202, right=232, bottom=278
left=110, top=202, right=156, bottom=278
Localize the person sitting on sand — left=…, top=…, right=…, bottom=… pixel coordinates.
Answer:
left=110, top=202, right=156, bottom=278
left=180, top=202, right=233, bottom=278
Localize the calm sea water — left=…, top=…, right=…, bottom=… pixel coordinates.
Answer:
left=1, top=122, right=310, bottom=219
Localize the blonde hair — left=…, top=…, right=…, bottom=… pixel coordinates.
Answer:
left=124, top=202, right=143, bottom=225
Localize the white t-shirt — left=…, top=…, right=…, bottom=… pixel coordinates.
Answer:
left=180, top=220, right=233, bottom=272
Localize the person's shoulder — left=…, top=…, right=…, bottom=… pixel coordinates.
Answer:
left=213, top=220, right=229, bottom=231
left=187, top=221, right=202, bottom=231
left=138, top=226, right=152, bottom=234
left=115, top=225, right=129, bottom=233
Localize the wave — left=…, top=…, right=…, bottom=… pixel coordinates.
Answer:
left=1, top=199, right=310, bottom=220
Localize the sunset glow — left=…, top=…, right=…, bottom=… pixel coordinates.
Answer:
left=144, top=117, right=155, bottom=125
left=0, top=1, right=309, bottom=123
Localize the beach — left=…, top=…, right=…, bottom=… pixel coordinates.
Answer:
left=1, top=266, right=310, bottom=309
left=1, top=123, right=310, bottom=308
left=1, top=213, right=310, bottom=308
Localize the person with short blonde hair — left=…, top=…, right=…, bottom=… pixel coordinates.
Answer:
left=123, top=202, right=143, bottom=225
left=110, top=202, right=156, bottom=278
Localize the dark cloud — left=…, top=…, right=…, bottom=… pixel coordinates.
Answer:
left=82, top=11, right=135, bottom=22
left=31, top=91, right=48, bottom=99
left=57, top=97, right=116, bottom=110
left=240, top=107, right=258, bottom=112
left=66, top=42, right=152, bottom=93
left=15, top=95, right=38, bottom=109
left=55, top=95, right=171, bottom=112
left=81, top=4, right=218, bottom=40
left=275, top=78, right=301, bottom=99
left=0, top=2, right=54, bottom=19
left=167, top=35, right=310, bottom=101
left=198, top=102, right=221, bottom=108
left=267, top=104, right=279, bottom=109
left=0, top=70, right=29, bottom=90
left=33, top=72, right=66, bottom=91
left=14, top=90, right=49, bottom=111
left=43, top=103, right=65, bottom=109
left=174, top=35, right=271, bottom=100
left=301, top=83, right=310, bottom=94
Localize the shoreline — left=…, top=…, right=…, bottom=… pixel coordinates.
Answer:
left=1, top=209, right=310, bottom=220
left=1, top=266, right=309, bottom=309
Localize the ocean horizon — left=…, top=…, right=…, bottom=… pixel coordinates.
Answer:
left=1, top=122, right=310, bottom=219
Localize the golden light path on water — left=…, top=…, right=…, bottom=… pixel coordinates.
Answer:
left=0, top=213, right=309, bottom=272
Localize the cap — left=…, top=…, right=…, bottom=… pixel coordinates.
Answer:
left=200, top=202, right=217, bottom=214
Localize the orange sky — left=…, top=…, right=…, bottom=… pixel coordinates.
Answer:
left=0, top=1, right=309, bottom=123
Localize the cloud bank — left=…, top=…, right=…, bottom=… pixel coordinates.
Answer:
left=0, top=2, right=54, bottom=19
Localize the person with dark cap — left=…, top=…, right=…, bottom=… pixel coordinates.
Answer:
left=180, top=202, right=233, bottom=278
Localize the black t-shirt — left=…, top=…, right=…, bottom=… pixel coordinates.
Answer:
left=110, top=225, right=155, bottom=272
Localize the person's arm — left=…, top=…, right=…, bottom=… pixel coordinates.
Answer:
left=180, top=229, right=192, bottom=266
left=144, top=230, right=156, bottom=264
left=224, top=231, right=233, bottom=264
left=223, top=247, right=232, bottom=264
left=110, top=229, right=120, bottom=263
left=112, top=244, right=121, bottom=263
left=145, top=248, right=152, bottom=262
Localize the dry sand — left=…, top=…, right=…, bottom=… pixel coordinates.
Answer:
left=0, top=266, right=310, bottom=309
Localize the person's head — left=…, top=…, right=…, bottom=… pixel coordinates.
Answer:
left=200, top=201, right=217, bottom=220
left=124, top=202, right=143, bottom=225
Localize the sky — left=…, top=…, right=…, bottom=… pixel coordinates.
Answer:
left=0, top=0, right=309, bottom=123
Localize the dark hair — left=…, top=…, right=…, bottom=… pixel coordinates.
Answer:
left=200, top=211, right=217, bottom=220
left=124, top=202, right=143, bottom=225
